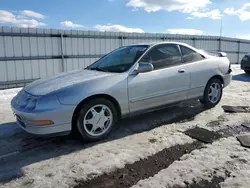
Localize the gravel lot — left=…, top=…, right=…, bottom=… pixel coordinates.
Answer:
left=0, top=65, right=250, bottom=188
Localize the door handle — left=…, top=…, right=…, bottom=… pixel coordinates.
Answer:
left=178, top=69, right=185, bottom=73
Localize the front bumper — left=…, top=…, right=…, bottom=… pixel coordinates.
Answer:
left=15, top=118, right=71, bottom=135
left=11, top=97, right=75, bottom=136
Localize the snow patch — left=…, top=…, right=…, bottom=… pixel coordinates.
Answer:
left=0, top=88, right=22, bottom=105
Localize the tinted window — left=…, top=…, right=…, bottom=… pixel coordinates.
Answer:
left=180, top=46, right=204, bottom=63
left=242, top=55, right=249, bottom=62
left=141, top=44, right=182, bottom=70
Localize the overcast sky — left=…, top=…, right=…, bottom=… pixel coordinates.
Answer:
left=1, top=0, right=250, bottom=39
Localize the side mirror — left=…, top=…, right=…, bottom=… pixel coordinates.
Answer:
left=137, top=63, right=154, bottom=73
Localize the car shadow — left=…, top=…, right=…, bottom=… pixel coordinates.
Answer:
left=233, top=73, right=250, bottom=82
left=0, top=100, right=207, bottom=183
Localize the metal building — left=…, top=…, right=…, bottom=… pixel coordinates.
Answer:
left=0, top=26, right=249, bottom=89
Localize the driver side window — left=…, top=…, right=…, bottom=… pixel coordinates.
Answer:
left=141, top=44, right=182, bottom=70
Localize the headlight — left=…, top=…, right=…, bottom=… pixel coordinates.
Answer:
left=35, top=93, right=61, bottom=112
left=15, top=89, right=61, bottom=112
left=25, top=98, right=37, bottom=110
left=16, top=90, right=38, bottom=110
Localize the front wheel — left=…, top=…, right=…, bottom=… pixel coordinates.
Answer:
left=200, top=78, right=223, bottom=108
left=76, top=98, right=118, bottom=141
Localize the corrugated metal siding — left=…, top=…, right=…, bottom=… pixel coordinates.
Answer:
left=64, top=58, right=98, bottom=72
left=0, top=26, right=250, bottom=89
left=226, top=53, right=238, bottom=64
left=196, top=40, right=219, bottom=51
left=221, top=41, right=238, bottom=52
left=239, top=53, right=246, bottom=62
left=240, top=43, right=250, bottom=52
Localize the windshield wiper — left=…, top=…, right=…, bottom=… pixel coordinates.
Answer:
left=89, top=67, right=110, bottom=72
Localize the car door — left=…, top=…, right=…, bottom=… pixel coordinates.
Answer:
left=179, top=45, right=208, bottom=99
left=128, top=44, right=191, bottom=113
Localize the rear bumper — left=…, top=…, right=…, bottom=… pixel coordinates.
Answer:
left=223, top=73, right=232, bottom=88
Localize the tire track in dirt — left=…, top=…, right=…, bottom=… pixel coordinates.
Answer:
left=74, top=141, right=203, bottom=188
left=74, top=124, right=250, bottom=188
left=131, top=130, right=250, bottom=188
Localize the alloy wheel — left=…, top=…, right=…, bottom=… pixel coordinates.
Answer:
left=83, top=104, right=113, bottom=137
left=208, top=83, right=221, bottom=104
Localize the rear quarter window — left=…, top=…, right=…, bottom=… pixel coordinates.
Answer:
left=180, top=45, right=204, bottom=63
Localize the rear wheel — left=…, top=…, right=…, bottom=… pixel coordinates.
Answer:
left=200, top=78, right=223, bottom=108
left=244, top=70, right=250, bottom=75
left=76, top=98, right=118, bottom=141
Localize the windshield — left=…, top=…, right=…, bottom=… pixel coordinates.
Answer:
left=86, top=45, right=149, bottom=73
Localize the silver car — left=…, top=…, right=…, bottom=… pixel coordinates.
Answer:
left=11, top=42, right=232, bottom=141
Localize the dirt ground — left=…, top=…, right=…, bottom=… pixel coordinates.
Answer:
left=0, top=65, right=250, bottom=188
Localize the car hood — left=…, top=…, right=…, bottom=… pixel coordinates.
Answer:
left=25, top=69, right=114, bottom=96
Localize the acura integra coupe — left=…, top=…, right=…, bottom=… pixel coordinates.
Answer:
left=11, top=42, right=232, bottom=141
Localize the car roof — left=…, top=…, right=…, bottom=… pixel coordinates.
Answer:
left=126, top=41, right=191, bottom=47
left=125, top=41, right=211, bottom=58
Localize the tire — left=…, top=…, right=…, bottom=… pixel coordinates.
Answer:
left=199, top=98, right=204, bottom=104
left=244, top=70, right=250, bottom=75
left=200, top=78, right=223, bottom=108
left=76, top=98, right=118, bottom=141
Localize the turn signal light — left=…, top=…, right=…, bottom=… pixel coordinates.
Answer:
left=34, top=120, right=54, bottom=126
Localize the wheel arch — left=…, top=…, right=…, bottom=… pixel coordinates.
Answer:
left=207, top=75, right=224, bottom=86
left=71, top=94, right=122, bottom=131
left=202, top=74, right=224, bottom=99
left=200, top=74, right=224, bottom=108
